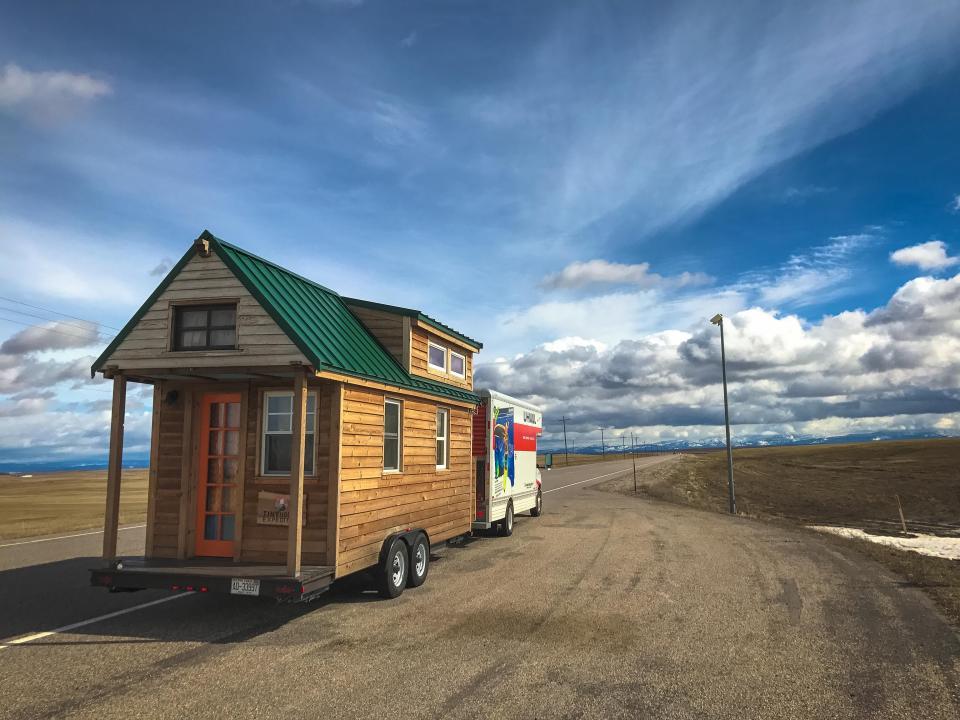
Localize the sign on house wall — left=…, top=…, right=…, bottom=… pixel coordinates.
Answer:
left=257, top=491, right=307, bottom=526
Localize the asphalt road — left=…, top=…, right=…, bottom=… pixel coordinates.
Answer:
left=1, top=457, right=958, bottom=719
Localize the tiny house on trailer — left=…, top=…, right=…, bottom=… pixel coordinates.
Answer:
left=472, top=389, right=543, bottom=535
left=89, top=231, right=484, bottom=600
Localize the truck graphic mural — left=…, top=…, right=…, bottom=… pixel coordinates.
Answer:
left=492, top=405, right=515, bottom=496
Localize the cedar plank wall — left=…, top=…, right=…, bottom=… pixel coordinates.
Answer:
left=106, top=251, right=307, bottom=370
left=337, top=384, right=473, bottom=576
left=148, top=380, right=185, bottom=558
left=146, top=379, right=332, bottom=566
left=240, top=380, right=331, bottom=566
left=409, top=325, right=474, bottom=391
left=343, top=304, right=406, bottom=367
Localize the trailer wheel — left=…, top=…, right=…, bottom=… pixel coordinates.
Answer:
left=407, top=533, right=430, bottom=588
left=498, top=501, right=514, bottom=537
left=530, top=488, right=543, bottom=517
left=377, top=537, right=408, bottom=599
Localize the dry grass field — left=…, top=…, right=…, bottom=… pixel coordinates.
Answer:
left=0, top=469, right=148, bottom=540
left=625, top=438, right=960, bottom=627
left=537, top=451, right=673, bottom=468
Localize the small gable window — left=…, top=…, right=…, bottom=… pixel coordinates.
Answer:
left=173, top=304, right=237, bottom=351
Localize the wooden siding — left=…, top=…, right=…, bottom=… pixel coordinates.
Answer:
left=145, top=375, right=472, bottom=576
left=337, top=385, right=473, bottom=576
left=344, top=303, right=406, bottom=367
left=146, top=379, right=334, bottom=567
left=105, top=252, right=307, bottom=370
left=409, top=326, right=474, bottom=391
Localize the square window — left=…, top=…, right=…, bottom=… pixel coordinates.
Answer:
left=261, top=391, right=317, bottom=475
left=450, top=352, right=465, bottom=378
left=173, top=304, right=237, bottom=351
left=428, top=342, right=446, bottom=371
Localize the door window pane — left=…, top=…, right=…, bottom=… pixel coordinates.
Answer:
left=206, top=486, right=220, bottom=512
left=204, top=514, right=218, bottom=540
left=223, top=458, right=239, bottom=481
left=224, top=430, right=240, bottom=456
left=221, top=515, right=235, bottom=541
left=209, top=431, right=223, bottom=455
left=225, top=402, right=241, bottom=428
left=207, top=458, right=223, bottom=484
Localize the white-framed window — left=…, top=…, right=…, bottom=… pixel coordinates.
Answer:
left=384, top=399, right=402, bottom=472
left=449, top=351, right=466, bottom=379
left=428, top=341, right=447, bottom=372
left=436, top=408, right=449, bottom=469
left=261, top=391, right=317, bottom=476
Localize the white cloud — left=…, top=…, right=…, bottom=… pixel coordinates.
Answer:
left=0, top=63, right=111, bottom=116
left=890, top=240, right=959, bottom=271
left=401, top=31, right=418, bottom=48
left=475, top=271, right=960, bottom=446
left=951, top=194, right=960, bottom=212
left=541, top=259, right=711, bottom=290
left=0, top=321, right=101, bottom=355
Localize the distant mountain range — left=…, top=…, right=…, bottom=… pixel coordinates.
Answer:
left=1, top=430, right=955, bottom=473
left=542, top=429, right=957, bottom=455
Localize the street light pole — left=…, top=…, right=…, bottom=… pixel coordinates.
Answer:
left=710, top=313, right=736, bottom=515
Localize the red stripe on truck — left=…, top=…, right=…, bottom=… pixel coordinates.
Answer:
left=514, top=423, right=539, bottom=451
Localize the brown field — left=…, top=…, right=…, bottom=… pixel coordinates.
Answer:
left=0, top=469, right=148, bottom=541
left=614, top=438, right=960, bottom=627
left=537, top=450, right=673, bottom=468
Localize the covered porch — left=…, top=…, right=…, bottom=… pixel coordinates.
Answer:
left=97, top=363, right=342, bottom=581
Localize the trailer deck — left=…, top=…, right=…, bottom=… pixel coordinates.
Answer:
left=90, top=558, right=335, bottom=602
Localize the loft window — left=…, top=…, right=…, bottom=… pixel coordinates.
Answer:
left=449, top=351, right=466, bottom=379
left=261, top=391, right=317, bottom=475
left=428, top=341, right=446, bottom=372
left=173, top=304, right=237, bottom=351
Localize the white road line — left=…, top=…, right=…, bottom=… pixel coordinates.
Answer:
left=543, top=467, right=633, bottom=494
left=0, top=593, right=192, bottom=650
left=0, top=524, right=147, bottom=549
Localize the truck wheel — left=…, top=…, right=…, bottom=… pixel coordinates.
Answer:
left=377, top=537, right=408, bottom=599
left=530, top=488, right=543, bottom=517
left=407, top=533, right=429, bottom=588
left=498, top=501, right=514, bottom=537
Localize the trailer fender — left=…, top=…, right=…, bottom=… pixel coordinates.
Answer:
left=378, top=529, right=427, bottom=566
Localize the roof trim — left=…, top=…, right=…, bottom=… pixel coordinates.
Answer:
left=342, top=297, right=483, bottom=350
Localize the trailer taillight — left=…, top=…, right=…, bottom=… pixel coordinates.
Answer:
left=171, top=584, right=180, bottom=591
left=476, top=509, right=485, bottom=519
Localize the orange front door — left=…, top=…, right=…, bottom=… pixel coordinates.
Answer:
left=195, top=393, right=242, bottom=557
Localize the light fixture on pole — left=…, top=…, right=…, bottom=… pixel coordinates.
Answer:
left=710, top=313, right=736, bottom=515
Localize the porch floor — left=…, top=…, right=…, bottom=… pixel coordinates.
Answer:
left=111, top=557, right=334, bottom=581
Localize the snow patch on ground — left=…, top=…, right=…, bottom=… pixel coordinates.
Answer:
left=810, top=526, right=960, bottom=560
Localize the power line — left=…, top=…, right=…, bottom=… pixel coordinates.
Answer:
left=0, top=315, right=113, bottom=344
left=0, top=295, right=122, bottom=332
left=0, top=305, right=114, bottom=338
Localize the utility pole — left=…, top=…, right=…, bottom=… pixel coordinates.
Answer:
left=600, top=427, right=606, bottom=457
left=711, top=313, right=736, bottom=515
left=631, top=432, right=637, bottom=493
left=559, top=416, right=569, bottom=466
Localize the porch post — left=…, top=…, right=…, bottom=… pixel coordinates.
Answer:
left=287, top=370, right=308, bottom=577
left=102, top=374, right=127, bottom=560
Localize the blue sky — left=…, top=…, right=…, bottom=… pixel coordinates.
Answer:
left=1, top=0, right=959, bottom=463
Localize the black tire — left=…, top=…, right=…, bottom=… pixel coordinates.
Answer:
left=377, top=537, right=408, bottom=599
left=498, top=501, right=514, bottom=537
left=530, top=488, right=543, bottom=517
left=407, top=533, right=430, bottom=588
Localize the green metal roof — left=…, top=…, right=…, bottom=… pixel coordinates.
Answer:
left=341, top=297, right=483, bottom=350
left=92, top=231, right=479, bottom=405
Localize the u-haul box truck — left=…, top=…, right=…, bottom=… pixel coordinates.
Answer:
left=472, top=389, right=543, bottom=535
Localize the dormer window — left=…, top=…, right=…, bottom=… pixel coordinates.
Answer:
left=173, top=304, right=237, bottom=351
left=428, top=341, right=446, bottom=372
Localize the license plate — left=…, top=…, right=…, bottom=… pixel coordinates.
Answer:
left=230, top=578, right=260, bottom=596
